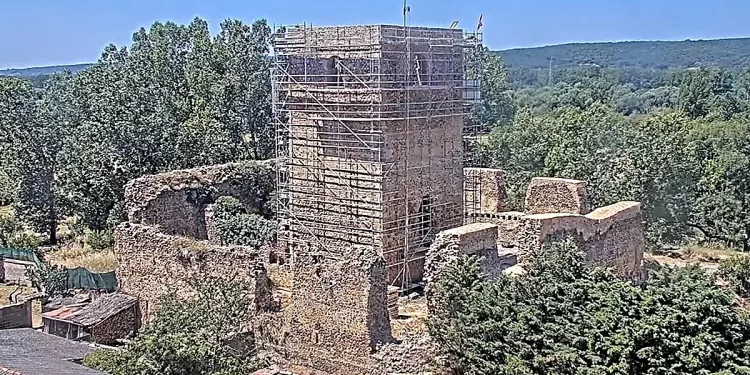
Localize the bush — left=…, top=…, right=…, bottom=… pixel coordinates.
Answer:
left=718, top=255, right=750, bottom=298
left=83, top=275, right=264, bottom=375
left=213, top=196, right=276, bottom=248
left=25, top=263, right=68, bottom=297
left=86, top=229, right=113, bottom=251
left=0, top=214, right=20, bottom=247
left=429, top=239, right=750, bottom=375
left=8, top=231, right=40, bottom=250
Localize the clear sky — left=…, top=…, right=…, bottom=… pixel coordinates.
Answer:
left=1, top=0, right=749, bottom=69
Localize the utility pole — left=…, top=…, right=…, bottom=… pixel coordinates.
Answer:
left=548, top=57, right=553, bottom=86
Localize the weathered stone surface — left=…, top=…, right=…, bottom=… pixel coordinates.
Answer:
left=114, top=223, right=271, bottom=321
left=123, top=161, right=274, bottom=238
left=464, top=168, right=508, bottom=216
left=524, top=177, right=590, bottom=215
left=0, top=300, right=32, bottom=329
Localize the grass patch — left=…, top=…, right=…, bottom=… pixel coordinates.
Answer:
left=0, top=206, right=13, bottom=218
left=46, top=245, right=117, bottom=272
left=680, top=244, right=740, bottom=262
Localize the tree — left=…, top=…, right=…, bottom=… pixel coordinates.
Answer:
left=429, top=240, right=750, bottom=375
left=466, top=47, right=515, bottom=130
left=689, top=120, right=750, bottom=251
left=84, top=275, right=264, bottom=375
left=0, top=74, right=74, bottom=244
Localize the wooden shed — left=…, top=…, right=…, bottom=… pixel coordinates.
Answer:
left=42, top=293, right=139, bottom=345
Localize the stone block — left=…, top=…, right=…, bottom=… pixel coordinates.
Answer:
left=524, top=177, right=590, bottom=215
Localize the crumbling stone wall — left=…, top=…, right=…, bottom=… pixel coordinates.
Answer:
left=424, top=223, right=518, bottom=312
left=524, top=177, right=590, bottom=215
left=114, top=223, right=271, bottom=321
left=279, top=246, right=393, bottom=374
left=123, top=161, right=274, bottom=238
left=464, top=168, right=508, bottom=218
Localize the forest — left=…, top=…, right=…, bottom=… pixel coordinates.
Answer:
left=2, top=17, right=750, bottom=375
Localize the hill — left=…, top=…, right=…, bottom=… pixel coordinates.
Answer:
left=498, top=37, right=750, bottom=70
left=0, top=63, right=93, bottom=77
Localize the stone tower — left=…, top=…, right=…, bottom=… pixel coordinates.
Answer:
left=272, top=24, right=477, bottom=286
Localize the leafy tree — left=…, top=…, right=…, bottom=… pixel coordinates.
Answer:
left=84, top=275, right=264, bottom=375
left=718, top=255, right=750, bottom=298
left=0, top=74, right=75, bottom=244
left=429, top=240, right=750, bottom=375
left=689, top=120, right=750, bottom=250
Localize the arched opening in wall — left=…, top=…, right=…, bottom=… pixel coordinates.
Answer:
left=327, top=55, right=343, bottom=86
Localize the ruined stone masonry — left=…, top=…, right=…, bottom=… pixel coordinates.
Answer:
left=112, top=23, right=647, bottom=375
left=115, top=161, right=275, bottom=320
left=273, top=24, right=475, bottom=286
left=436, top=173, right=646, bottom=286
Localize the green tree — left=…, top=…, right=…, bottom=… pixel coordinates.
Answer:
left=429, top=240, right=750, bottom=375
left=84, top=275, right=263, bottom=375
left=0, top=74, right=74, bottom=244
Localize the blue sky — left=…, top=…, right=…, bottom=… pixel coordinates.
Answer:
left=1, top=0, right=748, bottom=69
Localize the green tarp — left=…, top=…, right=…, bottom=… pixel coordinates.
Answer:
left=0, top=247, right=117, bottom=292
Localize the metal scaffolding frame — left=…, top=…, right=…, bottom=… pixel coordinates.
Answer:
left=271, top=24, right=482, bottom=289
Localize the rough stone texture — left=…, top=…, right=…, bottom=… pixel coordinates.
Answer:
left=114, top=223, right=271, bottom=321
left=0, top=300, right=32, bottom=329
left=424, top=223, right=517, bottom=311
left=123, top=161, right=274, bottom=238
left=204, top=204, right=220, bottom=245
left=464, top=168, right=507, bottom=218
left=469, top=202, right=645, bottom=280
left=524, top=177, right=590, bottom=215
left=91, top=307, right=138, bottom=345
left=280, top=246, right=393, bottom=374
left=273, top=24, right=470, bottom=285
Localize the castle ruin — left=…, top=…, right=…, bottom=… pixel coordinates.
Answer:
left=113, top=23, right=647, bottom=375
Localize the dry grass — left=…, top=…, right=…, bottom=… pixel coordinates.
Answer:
left=46, top=245, right=117, bottom=272
left=680, top=244, right=739, bottom=262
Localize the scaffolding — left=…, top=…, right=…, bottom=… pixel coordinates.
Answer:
left=272, top=24, right=481, bottom=289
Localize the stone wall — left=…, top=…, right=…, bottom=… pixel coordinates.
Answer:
left=123, top=161, right=274, bottom=238
left=114, top=223, right=271, bottom=321
left=524, top=177, right=590, bottom=215
left=425, top=222, right=517, bottom=305
left=91, top=306, right=139, bottom=345
left=464, top=168, right=507, bottom=218
left=275, top=246, right=393, bottom=374
left=0, top=300, right=32, bottom=329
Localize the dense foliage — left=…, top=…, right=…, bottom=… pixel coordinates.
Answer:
left=0, top=17, right=273, bottom=240
left=212, top=196, right=276, bottom=248
left=500, top=38, right=750, bottom=71
left=429, top=240, right=750, bottom=375
left=718, top=255, right=750, bottom=298
left=84, top=275, right=262, bottom=375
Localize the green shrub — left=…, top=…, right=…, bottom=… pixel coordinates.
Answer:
left=25, top=263, right=68, bottom=297
left=84, top=275, right=263, bottom=375
left=8, top=231, right=40, bottom=250
left=213, top=196, right=276, bottom=248
left=0, top=214, right=20, bottom=247
left=718, top=255, right=750, bottom=298
left=86, top=229, right=113, bottom=251
left=429, top=239, right=750, bottom=375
